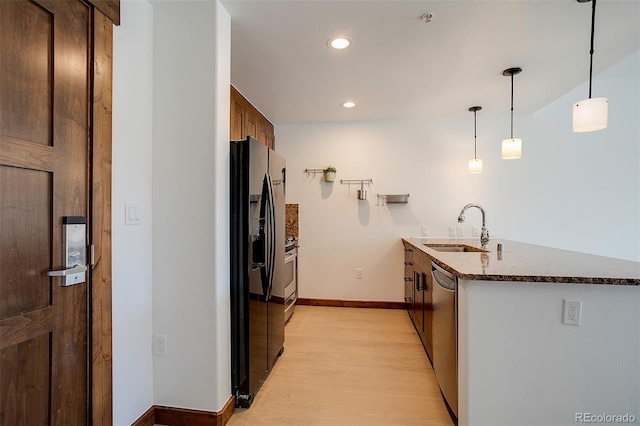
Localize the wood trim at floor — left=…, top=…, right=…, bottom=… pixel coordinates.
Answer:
left=216, top=396, right=235, bottom=426
left=297, top=298, right=406, bottom=310
left=131, top=406, right=154, bottom=426
left=131, top=397, right=235, bottom=426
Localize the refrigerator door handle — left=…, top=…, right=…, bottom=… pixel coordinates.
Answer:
left=259, top=174, right=271, bottom=298
left=269, top=175, right=276, bottom=294
left=264, top=173, right=276, bottom=300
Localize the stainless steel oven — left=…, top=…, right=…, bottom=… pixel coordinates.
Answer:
left=284, top=244, right=297, bottom=323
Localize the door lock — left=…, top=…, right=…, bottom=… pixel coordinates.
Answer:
left=48, top=216, right=87, bottom=286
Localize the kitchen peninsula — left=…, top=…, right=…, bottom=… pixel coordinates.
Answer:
left=402, top=238, right=640, bottom=426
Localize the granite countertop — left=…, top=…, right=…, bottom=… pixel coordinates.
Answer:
left=402, top=238, right=640, bottom=285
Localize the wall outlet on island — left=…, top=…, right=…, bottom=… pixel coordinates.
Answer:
left=562, top=299, right=582, bottom=326
left=356, top=268, right=363, bottom=279
left=473, top=226, right=481, bottom=237
left=456, top=226, right=464, bottom=237
left=421, top=226, right=429, bottom=236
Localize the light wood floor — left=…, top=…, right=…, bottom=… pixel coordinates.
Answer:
left=227, top=305, right=454, bottom=426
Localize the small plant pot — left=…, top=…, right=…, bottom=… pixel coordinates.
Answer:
left=324, top=171, right=336, bottom=182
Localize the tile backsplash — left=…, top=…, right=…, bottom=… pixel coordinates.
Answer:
left=285, top=204, right=299, bottom=239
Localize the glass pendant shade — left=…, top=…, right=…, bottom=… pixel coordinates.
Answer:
left=573, top=97, right=608, bottom=132
left=501, top=138, right=522, bottom=159
left=468, top=158, right=483, bottom=173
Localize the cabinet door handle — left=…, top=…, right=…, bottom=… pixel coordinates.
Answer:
left=404, top=261, right=412, bottom=266
left=415, top=272, right=421, bottom=291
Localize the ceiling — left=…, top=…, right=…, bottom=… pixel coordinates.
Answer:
left=222, top=0, right=639, bottom=125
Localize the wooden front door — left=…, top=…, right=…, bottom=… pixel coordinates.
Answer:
left=1, top=0, right=93, bottom=424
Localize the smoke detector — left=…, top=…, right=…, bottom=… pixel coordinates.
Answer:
left=421, top=13, right=434, bottom=23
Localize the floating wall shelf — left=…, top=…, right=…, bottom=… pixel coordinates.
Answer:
left=377, top=193, right=410, bottom=204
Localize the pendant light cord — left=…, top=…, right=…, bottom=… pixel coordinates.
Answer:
left=510, top=73, right=514, bottom=139
left=473, top=109, right=478, bottom=159
left=588, top=0, right=596, bottom=99
left=502, top=67, right=521, bottom=143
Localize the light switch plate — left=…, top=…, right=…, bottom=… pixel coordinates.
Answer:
left=421, top=226, right=429, bottom=236
left=125, top=203, right=142, bottom=225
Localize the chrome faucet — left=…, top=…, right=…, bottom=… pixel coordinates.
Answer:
left=458, top=203, right=489, bottom=248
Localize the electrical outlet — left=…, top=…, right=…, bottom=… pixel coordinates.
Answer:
left=153, top=335, right=167, bottom=356
left=562, top=300, right=582, bottom=325
left=456, top=226, right=464, bottom=237
left=472, top=226, right=481, bottom=237
left=356, top=269, right=363, bottom=279
left=449, top=226, right=456, bottom=237
left=421, top=226, right=429, bottom=236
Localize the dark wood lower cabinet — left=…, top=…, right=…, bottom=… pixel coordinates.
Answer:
left=403, top=243, right=433, bottom=361
left=423, top=268, right=433, bottom=360
left=414, top=265, right=425, bottom=341
left=403, top=244, right=414, bottom=321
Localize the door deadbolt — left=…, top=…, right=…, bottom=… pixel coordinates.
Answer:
left=48, top=216, right=87, bottom=286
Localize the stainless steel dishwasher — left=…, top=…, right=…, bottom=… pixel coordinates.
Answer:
left=431, top=261, right=457, bottom=417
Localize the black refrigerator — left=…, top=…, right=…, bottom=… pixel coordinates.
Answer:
left=230, top=136, right=286, bottom=408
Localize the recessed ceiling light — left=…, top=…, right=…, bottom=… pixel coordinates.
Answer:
left=341, top=101, right=356, bottom=108
left=328, top=37, right=351, bottom=50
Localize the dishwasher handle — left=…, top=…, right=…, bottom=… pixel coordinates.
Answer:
left=431, top=262, right=456, bottom=291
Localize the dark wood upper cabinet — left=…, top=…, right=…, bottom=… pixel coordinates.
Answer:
left=231, top=85, right=275, bottom=149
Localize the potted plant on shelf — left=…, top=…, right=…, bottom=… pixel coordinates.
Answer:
left=323, top=166, right=337, bottom=182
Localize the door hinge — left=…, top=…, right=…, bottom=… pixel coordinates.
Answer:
left=90, top=244, right=95, bottom=266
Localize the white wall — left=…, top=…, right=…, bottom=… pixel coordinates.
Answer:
left=113, top=0, right=231, bottom=421
left=457, top=279, right=640, bottom=425
left=112, top=1, right=155, bottom=424
left=212, top=0, right=232, bottom=410
left=276, top=51, right=640, bottom=303
left=152, top=0, right=231, bottom=412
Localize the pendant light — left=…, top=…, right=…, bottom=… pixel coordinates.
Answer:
left=468, top=106, right=483, bottom=174
left=573, top=0, right=608, bottom=132
left=502, top=67, right=523, bottom=160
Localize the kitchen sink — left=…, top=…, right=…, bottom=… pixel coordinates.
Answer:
left=425, top=244, right=488, bottom=253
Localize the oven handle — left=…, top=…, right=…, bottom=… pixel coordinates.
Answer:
left=285, top=251, right=296, bottom=263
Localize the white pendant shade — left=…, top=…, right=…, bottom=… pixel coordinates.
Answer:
left=501, top=138, right=522, bottom=160
left=468, top=158, right=483, bottom=174
left=573, top=97, right=608, bottom=132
